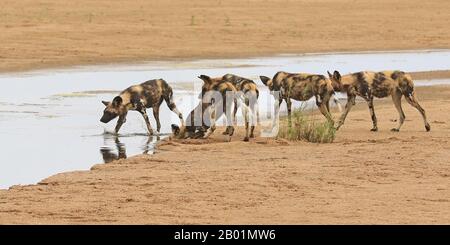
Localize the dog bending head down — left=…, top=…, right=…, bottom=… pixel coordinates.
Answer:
left=171, top=101, right=211, bottom=139
left=100, top=96, right=125, bottom=123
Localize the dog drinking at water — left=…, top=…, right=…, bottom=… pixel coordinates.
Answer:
left=171, top=101, right=211, bottom=139
left=172, top=75, right=238, bottom=140
left=100, top=79, right=184, bottom=135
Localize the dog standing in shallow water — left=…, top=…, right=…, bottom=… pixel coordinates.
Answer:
left=100, top=79, right=184, bottom=135
left=328, top=70, right=430, bottom=132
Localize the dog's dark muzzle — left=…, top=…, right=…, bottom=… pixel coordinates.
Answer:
left=171, top=124, right=180, bottom=135
left=100, top=114, right=115, bottom=123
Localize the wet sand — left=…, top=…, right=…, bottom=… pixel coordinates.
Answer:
left=1, top=85, right=449, bottom=224
left=1, top=0, right=450, bottom=73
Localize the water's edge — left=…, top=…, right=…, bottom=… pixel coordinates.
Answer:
left=1, top=49, right=450, bottom=77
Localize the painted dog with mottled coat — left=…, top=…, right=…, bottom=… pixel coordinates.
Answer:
left=171, top=101, right=210, bottom=139
left=260, top=72, right=337, bottom=126
left=328, top=70, right=430, bottom=132
left=100, top=79, right=184, bottom=135
left=222, top=74, right=259, bottom=141
left=172, top=75, right=237, bottom=140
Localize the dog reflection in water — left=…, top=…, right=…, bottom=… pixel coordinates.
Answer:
left=100, top=135, right=159, bottom=163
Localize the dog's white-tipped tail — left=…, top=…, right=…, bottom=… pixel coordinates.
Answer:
left=333, top=96, right=343, bottom=112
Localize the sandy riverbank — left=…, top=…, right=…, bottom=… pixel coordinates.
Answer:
left=1, top=0, right=450, bottom=73
left=1, top=85, right=449, bottom=224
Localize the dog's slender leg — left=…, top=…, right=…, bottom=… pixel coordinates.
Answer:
left=405, top=92, right=431, bottom=131
left=203, top=107, right=216, bottom=139
left=321, top=93, right=332, bottom=114
left=320, top=94, right=334, bottom=125
left=286, top=97, right=292, bottom=127
left=114, top=113, right=127, bottom=134
left=139, top=109, right=154, bottom=135
left=391, top=90, right=405, bottom=132
left=325, top=99, right=330, bottom=114
left=318, top=102, right=334, bottom=125
left=242, top=100, right=250, bottom=141
left=152, top=104, right=161, bottom=134
left=165, top=93, right=184, bottom=127
left=273, top=97, right=283, bottom=129
left=250, top=126, right=255, bottom=138
left=256, top=104, right=260, bottom=125
left=365, top=96, right=378, bottom=131
left=222, top=128, right=230, bottom=135
left=336, top=95, right=355, bottom=130
left=222, top=100, right=237, bottom=135
left=226, top=98, right=235, bottom=138
left=233, top=98, right=238, bottom=126
left=250, top=101, right=257, bottom=138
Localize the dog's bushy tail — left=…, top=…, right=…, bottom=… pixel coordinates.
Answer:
left=332, top=94, right=343, bottom=112
left=396, top=71, right=415, bottom=98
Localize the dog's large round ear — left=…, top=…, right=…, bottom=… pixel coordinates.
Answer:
left=333, top=70, right=342, bottom=82
left=198, top=75, right=211, bottom=84
left=112, top=96, right=123, bottom=107
left=102, top=100, right=110, bottom=106
left=327, top=71, right=333, bottom=79
left=171, top=124, right=180, bottom=135
left=259, top=76, right=270, bottom=85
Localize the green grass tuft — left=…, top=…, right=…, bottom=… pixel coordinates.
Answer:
left=278, top=109, right=336, bottom=143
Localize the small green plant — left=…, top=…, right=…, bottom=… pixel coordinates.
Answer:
left=190, top=15, right=195, bottom=26
left=278, top=109, right=336, bottom=143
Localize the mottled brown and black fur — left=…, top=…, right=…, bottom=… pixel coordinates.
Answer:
left=260, top=72, right=336, bottom=126
left=173, top=75, right=237, bottom=140
left=328, top=70, right=430, bottom=132
left=100, top=79, right=184, bottom=135
left=171, top=101, right=210, bottom=139
left=222, top=74, right=259, bottom=141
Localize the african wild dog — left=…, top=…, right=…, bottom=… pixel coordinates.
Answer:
left=260, top=72, right=337, bottom=126
left=100, top=79, right=184, bottom=135
left=222, top=74, right=259, bottom=141
left=172, top=75, right=237, bottom=140
left=328, top=70, right=430, bottom=132
left=171, top=101, right=210, bottom=139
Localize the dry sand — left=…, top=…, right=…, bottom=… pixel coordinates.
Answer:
left=1, top=85, right=449, bottom=224
left=1, top=0, right=450, bottom=73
